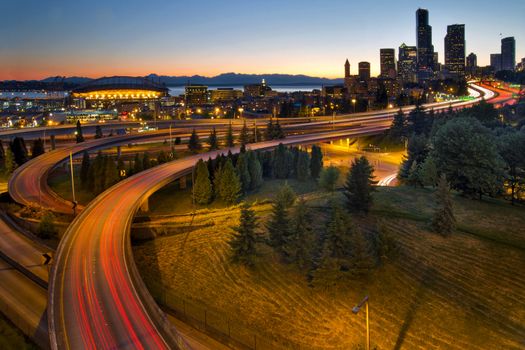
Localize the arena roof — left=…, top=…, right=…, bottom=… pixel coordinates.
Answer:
left=72, top=76, right=169, bottom=94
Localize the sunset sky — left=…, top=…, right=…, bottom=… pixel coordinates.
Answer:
left=1, top=0, right=523, bottom=80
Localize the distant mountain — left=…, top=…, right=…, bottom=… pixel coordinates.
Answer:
left=34, top=73, right=342, bottom=86
left=146, top=73, right=343, bottom=86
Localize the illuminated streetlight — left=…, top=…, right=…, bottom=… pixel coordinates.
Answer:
left=352, top=98, right=357, bottom=113
left=352, top=295, right=370, bottom=350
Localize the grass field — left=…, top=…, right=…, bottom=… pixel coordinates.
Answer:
left=133, top=185, right=525, bottom=349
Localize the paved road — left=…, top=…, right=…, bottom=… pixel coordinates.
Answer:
left=9, top=84, right=492, bottom=215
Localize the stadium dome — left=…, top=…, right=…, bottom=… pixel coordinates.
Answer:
left=71, top=76, right=169, bottom=100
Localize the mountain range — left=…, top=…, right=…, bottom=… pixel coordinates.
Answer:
left=40, top=73, right=343, bottom=86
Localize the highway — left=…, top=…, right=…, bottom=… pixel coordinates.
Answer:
left=8, top=82, right=494, bottom=215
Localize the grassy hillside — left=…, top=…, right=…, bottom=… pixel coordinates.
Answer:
left=133, top=185, right=525, bottom=349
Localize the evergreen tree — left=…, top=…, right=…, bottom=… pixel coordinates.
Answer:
left=266, top=198, right=292, bottom=257
left=287, top=198, right=314, bottom=267
left=389, top=109, right=406, bottom=141
left=498, top=131, right=525, bottom=204
left=94, top=125, right=103, bottom=139
left=235, top=152, right=251, bottom=193
left=75, top=120, right=84, bottom=143
left=4, top=148, right=16, bottom=175
left=133, top=152, right=143, bottom=174
left=0, top=140, right=5, bottom=168
left=80, top=151, right=90, bottom=189
left=398, top=134, right=429, bottom=182
left=295, top=150, right=310, bottom=181
left=226, top=123, right=235, bottom=147
left=239, top=120, right=250, bottom=146
left=193, top=159, right=213, bottom=205
left=431, top=175, right=456, bottom=235
left=407, top=161, right=422, bottom=187
left=103, top=157, right=120, bottom=190
left=273, top=119, right=285, bottom=139
left=246, top=150, right=263, bottom=190
left=319, top=166, right=340, bottom=191
left=272, top=143, right=293, bottom=179
left=344, top=156, right=377, bottom=213
left=188, top=128, right=202, bottom=153
left=275, top=182, right=296, bottom=209
left=309, top=145, right=323, bottom=179
left=218, top=158, right=241, bottom=204
left=157, top=150, right=168, bottom=164
left=348, top=228, right=375, bottom=277
left=229, top=202, right=258, bottom=265
left=265, top=119, right=275, bottom=140
left=9, top=137, right=28, bottom=166
left=420, top=156, right=439, bottom=187
left=142, top=152, right=152, bottom=170
left=208, top=127, right=218, bottom=150
left=407, top=103, right=428, bottom=135
left=31, top=138, right=45, bottom=158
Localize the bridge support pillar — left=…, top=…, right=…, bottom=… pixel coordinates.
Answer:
left=140, top=197, right=149, bottom=212
left=180, top=176, right=187, bottom=189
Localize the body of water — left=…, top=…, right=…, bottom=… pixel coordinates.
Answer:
left=168, top=85, right=321, bottom=96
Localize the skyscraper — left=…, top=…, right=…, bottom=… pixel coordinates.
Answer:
left=344, top=59, right=350, bottom=78
left=416, top=8, right=434, bottom=79
left=398, top=43, right=418, bottom=84
left=380, top=49, right=397, bottom=78
left=466, top=53, right=477, bottom=69
left=444, top=24, right=466, bottom=78
left=501, top=37, right=516, bottom=71
left=358, top=62, right=371, bottom=81
left=491, top=53, right=502, bottom=72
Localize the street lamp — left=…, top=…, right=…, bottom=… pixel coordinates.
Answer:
left=352, top=98, right=357, bottom=113
left=352, top=295, right=370, bottom=350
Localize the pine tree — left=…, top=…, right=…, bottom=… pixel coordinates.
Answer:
left=348, top=228, right=374, bottom=277
left=273, top=119, right=285, bottom=139
left=95, top=125, right=103, bottom=139
left=319, top=166, right=340, bottom=191
left=272, top=143, right=293, bottom=179
left=4, top=148, right=16, bottom=175
left=193, top=159, right=212, bottom=205
left=246, top=150, right=263, bottom=190
left=389, top=109, right=406, bottom=141
left=0, top=140, right=5, bottom=169
left=287, top=198, right=314, bottom=267
left=276, top=182, right=296, bottom=209
left=265, top=119, right=275, bottom=140
left=309, top=145, right=323, bottom=179
left=344, top=156, right=377, bottom=213
left=229, top=202, right=258, bottom=265
left=431, top=175, right=456, bottom=235
left=296, top=151, right=310, bottom=181
left=142, top=152, right=152, bottom=170
left=75, top=120, right=84, bottom=143
left=80, top=151, right=90, bottom=189
left=407, top=161, right=422, bottom=187
left=208, top=127, right=218, bottom=150
left=266, top=198, right=292, bottom=257
left=133, top=153, right=143, bottom=174
left=188, top=128, right=202, bottom=153
left=420, top=156, right=438, bottom=187
left=103, top=157, right=120, bottom=190
left=157, top=150, right=168, bottom=164
left=239, top=120, right=250, bottom=146
left=31, top=138, right=45, bottom=158
left=218, top=158, right=241, bottom=204
left=226, top=123, right=235, bottom=147
left=235, top=152, right=251, bottom=193
left=9, top=137, right=28, bottom=166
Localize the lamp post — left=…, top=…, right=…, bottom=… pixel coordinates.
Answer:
left=352, top=295, right=370, bottom=350
left=69, top=152, right=77, bottom=215
left=352, top=98, right=357, bottom=114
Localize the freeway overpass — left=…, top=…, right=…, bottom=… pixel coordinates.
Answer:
left=8, top=83, right=495, bottom=215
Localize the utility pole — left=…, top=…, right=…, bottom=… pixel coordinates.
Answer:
left=253, top=121, right=257, bottom=143
left=69, top=152, right=77, bottom=215
left=352, top=295, right=370, bottom=350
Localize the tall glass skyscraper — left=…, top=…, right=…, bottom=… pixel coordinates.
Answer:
left=501, top=37, right=516, bottom=71
left=444, top=24, right=466, bottom=78
left=416, top=8, right=434, bottom=80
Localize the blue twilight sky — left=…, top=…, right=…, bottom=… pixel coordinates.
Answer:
left=0, top=0, right=523, bottom=80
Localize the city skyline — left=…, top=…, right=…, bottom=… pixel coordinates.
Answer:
left=1, top=0, right=524, bottom=80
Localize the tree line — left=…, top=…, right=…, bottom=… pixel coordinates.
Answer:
left=0, top=137, right=46, bottom=175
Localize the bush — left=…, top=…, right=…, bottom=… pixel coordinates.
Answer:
left=319, top=166, right=340, bottom=191
left=38, top=211, right=58, bottom=239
